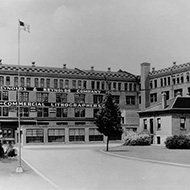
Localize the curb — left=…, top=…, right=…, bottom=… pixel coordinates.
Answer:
left=100, top=149, right=190, bottom=168
left=21, top=157, right=63, bottom=190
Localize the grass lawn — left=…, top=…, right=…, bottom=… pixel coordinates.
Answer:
left=109, top=144, right=190, bottom=166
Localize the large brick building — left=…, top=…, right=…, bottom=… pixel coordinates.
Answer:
left=139, top=62, right=190, bottom=144
left=0, top=61, right=139, bottom=145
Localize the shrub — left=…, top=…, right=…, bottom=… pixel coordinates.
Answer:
left=165, top=135, right=190, bottom=149
left=124, top=132, right=151, bottom=146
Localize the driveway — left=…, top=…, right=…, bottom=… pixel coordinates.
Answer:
left=22, top=145, right=190, bottom=190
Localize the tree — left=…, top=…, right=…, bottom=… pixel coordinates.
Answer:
left=94, top=93, right=123, bottom=151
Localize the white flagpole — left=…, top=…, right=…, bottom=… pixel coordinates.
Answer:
left=16, top=20, right=23, bottom=173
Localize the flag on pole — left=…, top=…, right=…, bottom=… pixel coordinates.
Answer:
left=19, top=20, right=30, bottom=33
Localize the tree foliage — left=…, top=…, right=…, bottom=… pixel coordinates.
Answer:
left=94, top=93, right=123, bottom=151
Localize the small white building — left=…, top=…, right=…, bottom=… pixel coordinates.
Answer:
left=138, top=93, right=190, bottom=144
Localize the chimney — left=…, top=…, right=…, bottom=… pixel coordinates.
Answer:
left=173, top=62, right=176, bottom=66
left=108, top=67, right=111, bottom=72
left=32, top=61, right=35, bottom=67
left=152, top=67, right=155, bottom=72
left=161, top=92, right=167, bottom=109
left=63, top=64, right=67, bottom=69
left=91, top=66, right=94, bottom=71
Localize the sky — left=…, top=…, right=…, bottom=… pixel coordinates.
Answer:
left=1, top=0, right=190, bottom=75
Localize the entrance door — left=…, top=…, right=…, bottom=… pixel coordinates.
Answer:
left=149, top=119, right=154, bottom=144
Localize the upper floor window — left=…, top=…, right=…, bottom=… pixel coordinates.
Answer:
left=126, top=96, right=135, bottom=105
left=0, top=91, right=8, bottom=100
left=75, top=108, right=85, bottom=117
left=20, top=77, right=25, bottom=87
left=177, top=75, right=180, bottom=84
left=72, top=80, right=76, bottom=89
left=36, top=92, right=48, bottom=102
left=0, top=76, right=4, bottom=86
left=174, top=89, right=182, bottom=97
left=83, top=81, right=87, bottom=89
left=91, top=81, right=95, bottom=89
left=26, top=78, right=31, bottom=87
left=101, top=82, right=105, bottom=90
left=46, top=79, right=50, bottom=88
left=154, top=80, right=157, bottom=88
left=59, top=79, right=63, bottom=89
left=56, top=108, right=67, bottom=117
left=181, top=74, right=184, bottom=83
left=56, top=93, right=67, bottom=103
left=143, top=119, right=147, bottom=130
left=113, top=82, right=117, bottom=90
left=167, top=77, right=170, bottom=86
left=19, top=107, right=29, bottom=117
left=134, top=84, right=137, bottom=91
left=37, top=108, right=49, bottom=117
left=108, top=82, right=111, bottom=91
left=124, top=83, right=128, bottom=91
left=17, top=92, right=29, bottom=102
left=96, top=81, right=100, bottom=90
left=150, top=81, right=153, bottom=89
left=78, top=80, right=82, bottom=89
left=40, top=78, right=45, bottom=88
left=93, top=95, right=103, bottom=104
left=74, top=94, right=85, bottom=103
left=112, top=95, right=120, bottom=104
left=164, top=78, right=167, bottom=86
left=6, top=76, right=10, bottom=86
left=34, top=78, right=39, bottom=88
left=118, top=83, right=121, bottom=91
left=14, top=77, right=18, bottom=86
left=186, top=72, right=190, bottom=82
left=160, top=78, right=163, bottom=87
left=54, top=79, right=58, bottom=89
left=150, top=93, right=157, bottom=103
left=129, top=83, right=133, bottom=91
left=65, top=79, right=69, bottom=88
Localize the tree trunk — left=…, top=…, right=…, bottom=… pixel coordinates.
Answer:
left=106, top=136, right=109, bottom=151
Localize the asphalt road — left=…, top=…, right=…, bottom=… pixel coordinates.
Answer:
left=22, top=145, right=190, bottom=190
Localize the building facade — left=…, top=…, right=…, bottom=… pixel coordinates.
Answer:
left=139, top=62, right=190, bottom=144
left=0, top=62, right=139, bottom=145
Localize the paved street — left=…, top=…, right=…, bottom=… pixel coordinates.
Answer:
left=22, top=145, right=190, bottom=190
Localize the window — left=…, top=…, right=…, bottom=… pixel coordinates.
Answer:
left=6, top=76, right=10, bottom=86
left=26, top=78, right=31, bottom=87
left=36, top=93, right=48, bottom=102
left=118, top=83, right=121, bottom=91
left=180, top=117, right=186, bottom=130
left=181, top=74, right=184, bottom=83
left=129, top=83, right=132, bottom=91
left=162, top=91, right=169, bottom=100
left=40, top=78, right=45, bottom=88
left=101, top=82, right=105, bottom=90
left=75, top=108, right=85, bottom=117
left=46, top=79, right=50, bottom=88
left=83, top=81, right=87, bottom=89
left=187, top=72, right=190, bottom=82
left=72, top=80, right=76, bottom=89
left=113, top=82, right=116, bottom=90
left=134, top=84, right=136, bottom=91
left=56, top=93, right=67, bottom=103
left=164, top=78, right=167, bottom=86
left=48, top=129, right=65, bottom=142
left=78, top=80, right=82, bottom=89
left=167, top=77, right=170, bottom=86
left=150, top=93, right=157, bottom=103
left=37, top=108, right=49, bottom=117
left=108, top=82, right=111, bottom=90
left=112, top=95, right=120, bottom=104
left=89, top=128, right=103, bottom=141
left=126, top=96, right=135, bottom=105
left=154, top=80, right=157, bottom=88
left=56, top=108, right=67, bottom=117
left=0, top=76, right=4, bottom=86
left=93, top=109, right=100, bottom=117
left=2, top=128, right=13, bottom=138
left=54, top=79, right=58, bottom=88
left=17, top=92, right=29, bottom=102
left=20, top=77, right=25, bottom=87
left=0, top=91, right=8, bottom=100
left=150, top=81, right=153, bottom=89
left=172, top=76, right=176, bottom=85
left=74, top=94, right=85, bottom=103
left=26, top=129, right=44, bottom=143
left=177, top=75, right=180, bottom=84
left=14, top=77, right=18, bottom=86
left=18, top=107, right=29, bottom=117
left=65, top=79, right=69, bottom=88
left=160, top=78, right=163, bottom=87
left=34, top=78, right=39, bottom=87
left=96, top=81, right=100, bottom=90
left=124, top=83, right=128, bottom=91
left=93, top=95, right=103, bottom=104
left=69, top=128, right=85, bottom=142
left=157, top=118, right=161, bottom=130
left=174, top=89, right=182, bottom=97
left=59, top=79, right=63, bottom=89
left=143, top=119, right=147, bottom=130
left=91, top=81, right=95, bottom=89
left=3, top=107, right=9, bottom=116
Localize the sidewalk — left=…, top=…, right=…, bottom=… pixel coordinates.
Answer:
left=0, top=157, right=57, bottom=190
